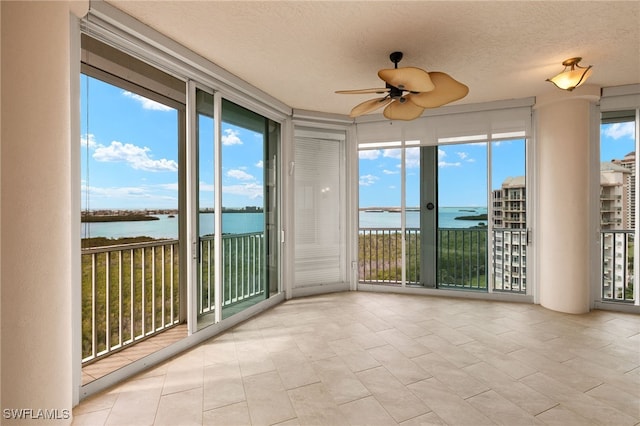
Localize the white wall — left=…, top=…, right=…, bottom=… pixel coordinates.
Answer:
left=1, top=1, right=86, bottom=423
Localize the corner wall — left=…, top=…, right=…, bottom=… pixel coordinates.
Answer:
left=1, top=2, right=86, bottom=423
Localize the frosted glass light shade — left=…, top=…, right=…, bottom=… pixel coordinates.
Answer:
left=547, top=57, right=592, bottom=91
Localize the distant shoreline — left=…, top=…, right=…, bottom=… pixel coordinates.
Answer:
left=81, top=214, right=159, bottom=223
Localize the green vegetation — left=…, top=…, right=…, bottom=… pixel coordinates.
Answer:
left=358, top=229, right=487, bottom=289
left=454, top=214, right=488, bottom=221
left=81, top=238, right=180, bottom=360
left=81, top=214, right=159, bottom=223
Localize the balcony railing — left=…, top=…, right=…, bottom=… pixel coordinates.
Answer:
left=82, top=239, right=180, bottom=364
left=198, top=232, right=265, bottom=314
left=82, top=232, right=265, bottom=365
left=601, top=230, right=635, bottom=302
left=359, top=227, right=529, bottom=293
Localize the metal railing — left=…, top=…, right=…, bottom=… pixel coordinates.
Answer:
left=81, top=239, right=180, bottom=364
left=359, top=227, right=527, bottom=293
left=198, top=232, right=265, bottom=314
left=437, top=228, right=488, bottom=290
left=82, top=232, right=266, bottom=365
left=601, top=230, right=635, bottom=302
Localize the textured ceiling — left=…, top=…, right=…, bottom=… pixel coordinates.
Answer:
left=107, top=1, right=640, bottom=116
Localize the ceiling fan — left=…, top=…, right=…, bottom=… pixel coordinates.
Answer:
left=336, top=51, right=469, bottom=121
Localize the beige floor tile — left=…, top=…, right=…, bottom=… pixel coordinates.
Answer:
left=412, top=352, right=489, bottom=399
left=398, top=411, right=446, bottom=425
left=510, top=348, right=603, bottom=392
left=105, top=375, right=164, bottom=426
left=357, top=366, right=431, bottom=423
left=521, top=372, right=638, bottom=425
left=463, top=362, right=556, bottom=416
left=72, top=408, right=111, bottom=426
left=467, top=389, right=541, bottom=425
left=243, top=370, right=296, bottom=425
left=459, top=339, right=537, bottom=379
left=377, top=328, right=431, bottom=358
left=368, top=344, right=431, bottom=385
left=202, top=401, right=251, bottom=426
left=407, top=377, right=494, bottom=425
left=74, top=292, right=640, bottom=426
left=154, top=387, right=202, bottom=426
left=339, top=395, right=397, bottom=426
left=287, top=382, right=348, bottom=425
left=585, top=383, right=640, bottom=419
left=313, top=356, right=371, bottom=404
left=203, top=361, right=246, bottom=411
left=415, top=333, right=481, bottom=369
left=534, top=404, right=595, bottom=425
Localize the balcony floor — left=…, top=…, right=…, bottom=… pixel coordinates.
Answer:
left=82, top=324, right=188, bottom=385
left=73, top=291, right=640, bottom=425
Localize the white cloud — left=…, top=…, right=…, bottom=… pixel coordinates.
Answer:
left=603, top=122, right=635, bottom=140
left=222, top=128, right=243, bottom=145
left=359, top=174, right=379, bottom=186
left=438, top=149, right=461, bottom=167
left=123, top=91, right=173, bottom=111
left=227, top=169, right=255, bottom=181
left=382, top=148, right=402, bottom=159
left=93, top=141, right=178, bottom=172
left=255, top=160, right=264, bottom=168
left=223, top=182, right=263, bottom=199
left=81, top=133, right=97, bottom=148
left=157, top=182, right=179, bottom=191
left=383, top=169, right=399, bottom=175
left=359, top=150, right=380, bottom=160
left=457, top=152, right=468, bottom=160
left=199, top=181, right=215, bottom=192
left=405, top=147, right=420, bottom=168
left=81, top=184, right=150, bottom=199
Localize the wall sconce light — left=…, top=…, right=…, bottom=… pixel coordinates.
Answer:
left=546, top=57, right=592, bottom=91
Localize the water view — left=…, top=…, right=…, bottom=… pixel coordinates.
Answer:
left=82, top=207, right=487, bottom=240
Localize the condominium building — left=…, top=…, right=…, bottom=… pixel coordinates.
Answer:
left=610, top=151, right=636, bottom=229
left=492, top=176, right=527, bottom=292
left=601, top=156, right=635, bottom=299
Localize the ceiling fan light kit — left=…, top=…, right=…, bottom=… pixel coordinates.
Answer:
left=546, top=57, right=593, bottom=91
left=336, top=51, right=469, bottom=121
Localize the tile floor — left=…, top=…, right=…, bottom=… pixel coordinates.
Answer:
left=72, top=291, right=640, bottom=426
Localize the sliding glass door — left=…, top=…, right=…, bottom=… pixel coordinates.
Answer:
left=357, top=108, right=530, bottom=293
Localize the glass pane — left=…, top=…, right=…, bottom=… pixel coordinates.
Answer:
left=491, top=139, right=527, bottom=293
left=600, top=114, right=636, bottom=301
left=405, top=147, right=421, bottom=284
left=80, top=73, right=183, bottom=383
left=196, top=89, right=215, bottom=330
left=221, top=99, right=271, bottom=319
left=358, top=146, right=402, bottom=284
left=437, top=143, right=488, bottom=290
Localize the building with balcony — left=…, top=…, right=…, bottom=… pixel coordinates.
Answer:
left=611, top=151, right=636, bottom=230
left=1, top=2, right=639, bottom=425
left=491, top=177, right=527, bottom=292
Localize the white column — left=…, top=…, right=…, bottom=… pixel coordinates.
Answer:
left=534, top=85, right=600, bottom=314
left=1, top=1, right=87, bottom=423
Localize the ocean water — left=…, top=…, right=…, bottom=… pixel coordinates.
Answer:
left=81, top=207, right=487, bottom=239
left=359, top=207, right=488, bottom=229
left=81, top=212, right=264, bottom=239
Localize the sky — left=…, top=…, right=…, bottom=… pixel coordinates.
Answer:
left=81, top=75, right=265, bottom=210
left=82, top=74, right=637, bottom=211
left=359, top=122, right=636, bottom=208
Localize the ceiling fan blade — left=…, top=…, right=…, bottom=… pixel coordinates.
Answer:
left=383, top=98, right=425, bottom=121
left=378, top=67, right=435, bottom=93
left=350, top=97, right=393, bottom=117
left=407, top=72, right=469, bottom=108
left=335, top=88, right=389, bottom=95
